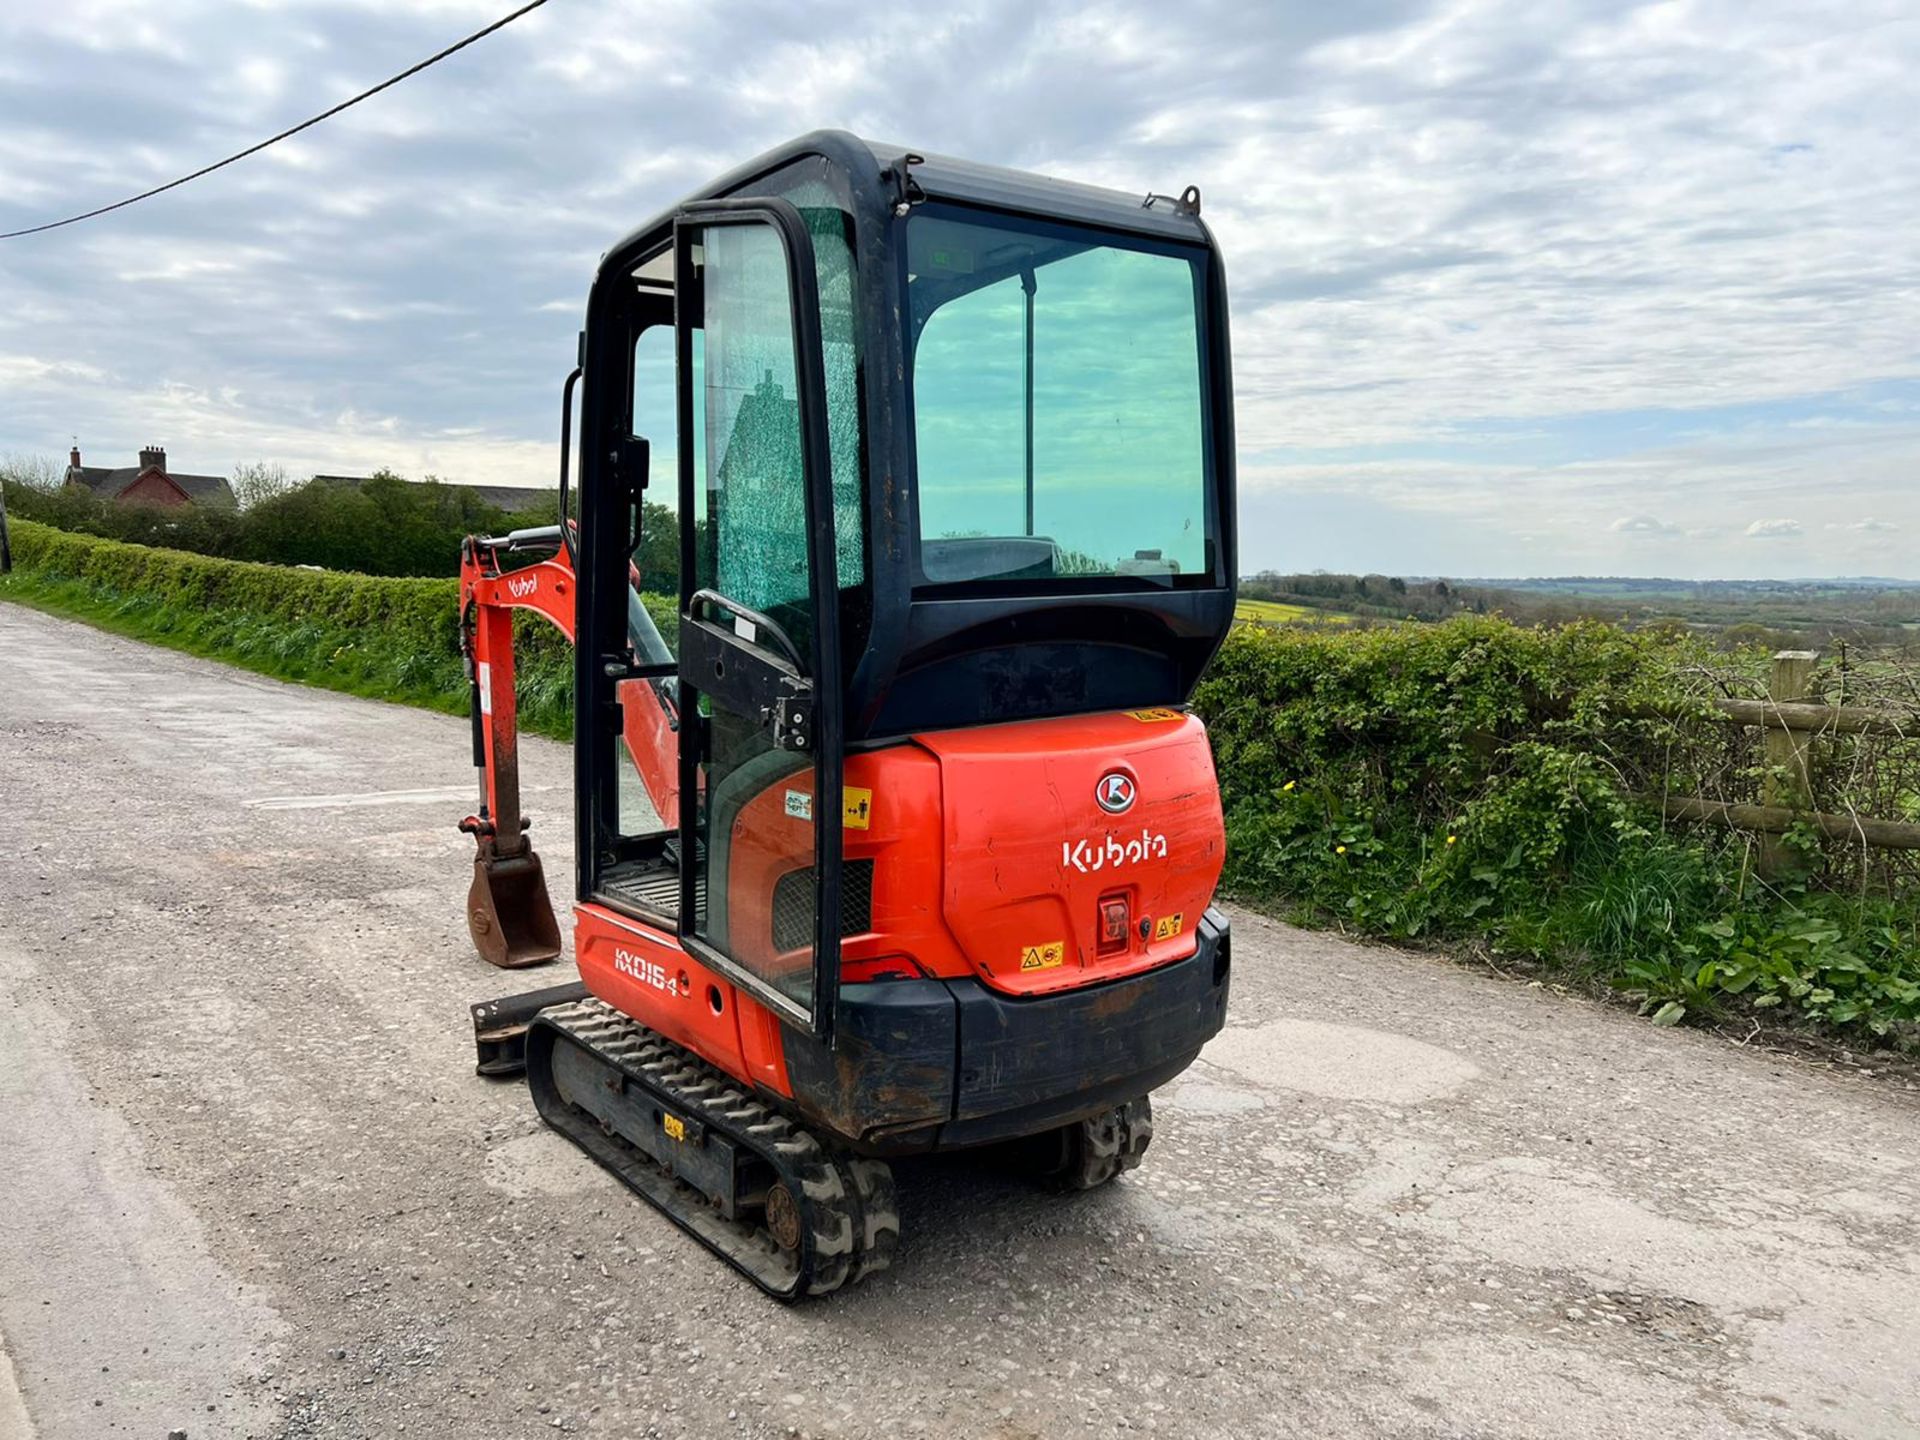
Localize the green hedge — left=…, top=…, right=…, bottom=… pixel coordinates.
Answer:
left=1, top=520, right=679, bottom=740
left=1193, top=618, right=1919, bottom=1044
left=11, top=516, right=457, bottom=641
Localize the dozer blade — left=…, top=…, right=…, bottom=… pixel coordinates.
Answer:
left=466, top=848, right=562, bottom=968
left=470, top=979, right=591, bottom=1077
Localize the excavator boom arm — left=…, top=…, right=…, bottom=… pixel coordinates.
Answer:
left=457, top=526, right=678, bottom=967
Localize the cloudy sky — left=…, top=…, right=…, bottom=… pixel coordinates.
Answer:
left=2, top=0, right=1915, bottom=579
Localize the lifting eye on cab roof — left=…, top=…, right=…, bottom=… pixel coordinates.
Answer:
left=882, top=151, right=926, bottom=217
left=1141, top=185, right=1202, bottom=217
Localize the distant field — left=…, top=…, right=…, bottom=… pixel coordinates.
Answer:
left=1234, top=598, right=1351, bottom=625
left=1234, top=571, right=1920, bottom=649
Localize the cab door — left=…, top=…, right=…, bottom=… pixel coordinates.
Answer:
left=673, top=200, right=844, bottom=1041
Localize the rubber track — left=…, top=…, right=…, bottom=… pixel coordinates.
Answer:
left=1051, top=1096, right=1154, bottom=1191
left=527, top=999, right=898, bottom=1299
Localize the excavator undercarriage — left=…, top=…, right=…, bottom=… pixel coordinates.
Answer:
left=531, top=999, right=899, bottom=1298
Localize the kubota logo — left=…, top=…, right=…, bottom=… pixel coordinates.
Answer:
left=1063, top=829, right=1169, bottom=874
left=507, top=574, right=539, bottom=599
left=1095, top=771, right=1137, bottom=814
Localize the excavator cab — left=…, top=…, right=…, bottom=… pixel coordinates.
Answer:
left=461, top=132, right=1236, bottom=1297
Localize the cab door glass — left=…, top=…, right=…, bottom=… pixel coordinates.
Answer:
left=607, top=323, right=686, bottom=844
left=693, top=223, right=814, bottom=668
left=684, top=218, right=822, bottom=1020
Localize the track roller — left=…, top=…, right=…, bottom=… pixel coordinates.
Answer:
left=524, top=999, right=898, bottom=1300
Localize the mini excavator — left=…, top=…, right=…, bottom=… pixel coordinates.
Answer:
left=458, top=132, right=1237, bottom=1298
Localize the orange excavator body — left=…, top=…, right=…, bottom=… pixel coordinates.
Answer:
left=457, top=131, right=1238, bottom=1297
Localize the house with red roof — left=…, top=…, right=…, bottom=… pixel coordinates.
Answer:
left=64, top=445, right=235, bottom=508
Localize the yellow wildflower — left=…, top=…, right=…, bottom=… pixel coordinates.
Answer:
left=1335, top=844, right=1348, bottom=855
left=1282, top=780, right=1296, bottom=792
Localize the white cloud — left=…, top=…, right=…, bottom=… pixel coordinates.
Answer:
left=0, top=353, right=107, bottom=385
left=1826, top=516, right=1900, bottom=533
left=1610, top=515, right=1683, bottom=537
left=1745, top=518, right=1804, bottom=538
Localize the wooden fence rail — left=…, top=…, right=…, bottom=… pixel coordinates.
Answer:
left=1661, top=796, right=1920, bottom=853
left=1709, top=697, right=1914, bottom=739
left=1663, top=650, right=1920, bottom=877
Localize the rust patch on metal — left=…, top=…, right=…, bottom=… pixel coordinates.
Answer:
left=1087, top=983, right=1147, bottom=1022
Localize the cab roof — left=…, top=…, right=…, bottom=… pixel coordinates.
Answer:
left=601, top=128, right=1212, bottom=274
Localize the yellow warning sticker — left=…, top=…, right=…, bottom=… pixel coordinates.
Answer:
left=1126, top=707, right=1183, bottom=723
left=1018, top=942, right=1066, bottom=972
left=843, top=786, right=873, bottom=830
left=662, top=1113, right=686, bottom=1143
left=1153, top=912, right=1185, bottom=941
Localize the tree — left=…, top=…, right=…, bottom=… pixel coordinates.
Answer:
left=1, top=453, right=63, bottom=493
left=230, top=461, right=293, bottom=509
left=634, top=499, right=680, bottom=592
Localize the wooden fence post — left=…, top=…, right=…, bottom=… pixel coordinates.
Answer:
left=1759, top=650, right=1819, bottom=880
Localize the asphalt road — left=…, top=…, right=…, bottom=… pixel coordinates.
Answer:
left=3, top=601, right=1918, bottom=1440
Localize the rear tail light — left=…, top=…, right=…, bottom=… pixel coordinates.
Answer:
left=1097, top=893, right=1131, bottom=956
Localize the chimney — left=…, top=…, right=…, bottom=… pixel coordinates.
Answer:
left=69, top=445, right=81, bottom=470
left=139, top=445, right=166, bottom=474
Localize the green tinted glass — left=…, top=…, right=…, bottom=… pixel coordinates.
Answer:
left=685, top=219, right=822, bottom=1019
left=695, top=223, right=814, bottom=661
left=908, top=212, right=1210, bottom=587
left=782, top=180, right=865, bottom=593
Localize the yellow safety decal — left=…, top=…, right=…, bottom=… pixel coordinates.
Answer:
left=844, top=786, right=874, bottom=830
left=1019, top=942, right=1066, bottom=972
left=1153, top=913, right=1185, bottom=941
left=1126, top=707, right=1182, bottom=723
left=662, top=1114, right=686, bottom=1143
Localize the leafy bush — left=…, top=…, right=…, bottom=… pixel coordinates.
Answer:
left=2, top=520, right=588, bottom=739
left=1194, top=618, right=1920, bottom=1045
left=6, top=471, right=250, bottom=557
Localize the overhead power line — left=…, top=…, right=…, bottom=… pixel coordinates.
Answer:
left=0, top=0, right=551, bottom=240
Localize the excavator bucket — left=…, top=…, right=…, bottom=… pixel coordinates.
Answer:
left=466, top=847, right=563, bottom=968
